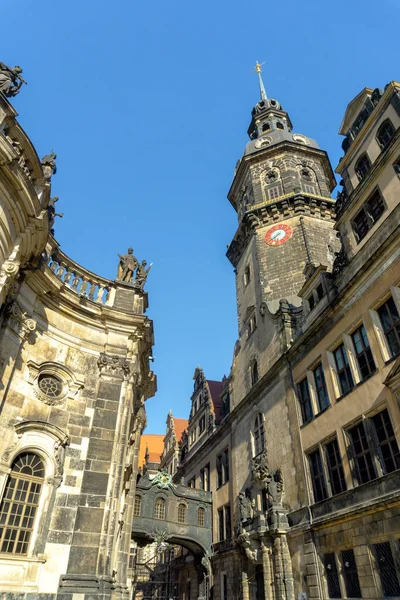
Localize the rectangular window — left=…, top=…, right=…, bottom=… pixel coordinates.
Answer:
left=325, top=439, right=347, bottom=495
left=267, top=185, right=280, bottom=200
left=218, top=508, right=224, bottom=542
left=352, top=325, right=376, bottom=380
left=244, top=265, right=251, bottom=286
left=200, top=464, right=210, bottom=491
left=199, top=415, right=206, bottom=434
left=340, top=549, right=361, bottom=598
left=223, top=449, right=230, bottom=483
left=224, top=505, right=231, bottom=540
left=352, top=208, right=369, bottom=241
left=352, top=189, right=386, bottom=243
left=308, top=448, right=327, bottom=503
left=334, top=343, right=354, bottom=396
left=374, top=542, right=400, bottom=597
left=313, top=364, right=330, bottom=411
left=378, top=297, right=400, bottom=358
left=222, top=573, right=228, bottom=600
left=298, top=378, right=313, bottom=424
left=304, top=184, right=317, bottom=195
left=348, top=422, right=376, bottom=484
left=372, top=409, right=400, bottom=474
left=366, top=189, right=385, bottom=222
left=216, top=454, right=223, bottom=488
left=323, top=553, right=342, bottom=598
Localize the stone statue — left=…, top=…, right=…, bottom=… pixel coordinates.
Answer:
left=134, top=260, right=152, bottom=289
left=238, top=491, right=254, bottom=523
left=267, top=468, right=284, bottom=506
left=251, top=447, right=270, bottom=488
left=0, top=63, right=26, bottom=98
left=47, top=196, right=64, bottom=233
left=237, top=531, right=257, bottom=564
left=41, top=152, right=57, bottom=181
left=116, top=248, right=138, bottom=283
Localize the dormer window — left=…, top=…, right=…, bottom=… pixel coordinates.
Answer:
left=352, top=188, right=385, bottom=242
left=376, top=119, right=395, bottom=150
left=355, top=153, right=371, bottom=181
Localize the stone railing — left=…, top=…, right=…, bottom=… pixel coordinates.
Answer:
left=47, top=248, right=115, bottom=306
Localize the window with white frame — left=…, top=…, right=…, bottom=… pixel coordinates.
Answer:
left=377, top=296, right=400, bottom=359
left=333, top=343, right=354, bottom=396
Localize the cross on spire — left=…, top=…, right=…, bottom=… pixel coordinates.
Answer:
left=253, top=61, right=267, bottom=102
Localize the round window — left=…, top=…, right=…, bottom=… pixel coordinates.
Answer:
left=38, top=374, right=63, bottom=399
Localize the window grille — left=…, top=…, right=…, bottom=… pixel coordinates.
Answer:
left=323, top=553, right=342, bottom=598
left=177, top=503, right=186, bottom=524
left=0, top=453, right=44, bottom=555
left=134, top=495, right=141, bottom=517
left=355, top=153, right=371, bottom=180
left=340, top=549, right=361, bottom=598
left=374, top=541, right=400, bottom=597
left=254, top=413, right=265, bottom=455
left=38, top=374, right=63, bottom=398
left=352, top=325, right=376, bottom=380
left=334, top=343, right=354, bottom=396
left=325, top=438, right=347, bottom=495
left=348, top=422, right=376, bottom=484
left=298, top=378, right=313, bottom=424
left=197, top=507, right=205, bottom=527
left=376, top=119, right=395, bottom=150
left=378, top=297, right=400, bottom=358
left=308, top=448, right=327, bottom=502
left=313, top=364, right=330, bottom=411
left=154, top=497, right=166, bottom=520
left=372, top=409, right=400, bottom=473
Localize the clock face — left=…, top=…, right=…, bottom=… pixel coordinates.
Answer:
left=265, top=223, right=293, bottom=246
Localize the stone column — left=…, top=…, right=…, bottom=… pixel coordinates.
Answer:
left=242, top=557, right=250, bottom=600
left=281, top=535, right=295, bottom=600
left=273, top=536, right=286, bottom=600
left=261, top=540, right=274, bottom=600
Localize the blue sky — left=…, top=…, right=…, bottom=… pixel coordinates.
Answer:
left=3, top=0, right=397, bottom=434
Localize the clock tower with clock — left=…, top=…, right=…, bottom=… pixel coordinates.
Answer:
left=226, top=64, right=340, bottom=394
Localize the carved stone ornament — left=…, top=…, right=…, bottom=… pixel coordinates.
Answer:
left=27, top=360, right=84, bottom=407
left=97, top=352, right=130, bottom=378
left=149, top=528, right=170, bottom=547
left=236, top=530, right=258, bottom=564
left=251, top=447, right=270, bottom=489
left=5, top=300, right=36, bottom=340
left=201, top=550, right=214, bottom=575
left=151, top=471, right=175, bottom=490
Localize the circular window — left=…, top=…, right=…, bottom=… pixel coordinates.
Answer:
left=38, top=374, right=63, bottom=399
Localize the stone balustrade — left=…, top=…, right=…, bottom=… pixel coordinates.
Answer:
left=47, top=248, right=115, bottom=307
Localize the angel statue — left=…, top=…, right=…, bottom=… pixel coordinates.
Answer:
left=0, top=63, right=26, bottom=98
left=134, top=260, right=152, bottom=290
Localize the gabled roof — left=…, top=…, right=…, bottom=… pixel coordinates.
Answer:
left=207, top=380, right=224, bottom=424
left=338, top=87, right=374, bottom=135
left=138, top=434, right=164, bottom=470
left=174, top=417, right=189, bottom=443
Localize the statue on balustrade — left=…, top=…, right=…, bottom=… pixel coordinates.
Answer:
left=0, top=63, right=26, bottom=98
left=116, top=248, right=139, bottom=283
left=41, top=152, right=57, bottom=181
left=134, top=260, right=152, bottom=289
left=47, top=196, right=64, bottom=235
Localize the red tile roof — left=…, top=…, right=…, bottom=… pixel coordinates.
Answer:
left=174, top=417, right=189, bottom=443
left=138, top=434, right=164, bottom=470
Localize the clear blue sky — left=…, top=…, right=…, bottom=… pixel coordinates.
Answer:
left=3, top=0, right=397, bottom=434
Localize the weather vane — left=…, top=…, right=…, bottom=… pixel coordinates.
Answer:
left=252, top=60, right=268, bottom=102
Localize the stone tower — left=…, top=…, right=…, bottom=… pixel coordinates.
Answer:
left=226, top=65, right=340, bottom=406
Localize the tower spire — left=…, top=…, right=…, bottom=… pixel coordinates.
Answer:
left=253, top=61, right=267, bottom=101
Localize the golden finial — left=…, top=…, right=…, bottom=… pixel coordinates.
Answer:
left=252, top=61, right=267, bottom=101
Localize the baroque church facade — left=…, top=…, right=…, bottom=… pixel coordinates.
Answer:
left=0, top=78, right=156, bottom=597
left=150, top=75, right=400, bottom=600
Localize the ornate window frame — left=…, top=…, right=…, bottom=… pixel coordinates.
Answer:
left=27, top=360, right=84, bottom=406
left=0, top=421, right=69, bottom=560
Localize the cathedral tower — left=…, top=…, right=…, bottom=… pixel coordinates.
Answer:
left=227, top=64, right=340, bottom=404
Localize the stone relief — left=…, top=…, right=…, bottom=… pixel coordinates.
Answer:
left=97, top=352, right=130, bottom=378
left=151, top=470, right=175, bottom=490
left=0, top=62, right=26, bottom=98
left=5, top=300, right=36, bottom=340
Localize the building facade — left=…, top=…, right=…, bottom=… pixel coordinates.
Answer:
left=165, top=77, right=400, bottom=600
left=0, top=88, right=156, bottom=598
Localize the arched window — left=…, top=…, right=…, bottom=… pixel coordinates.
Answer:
left=276, top=122, right=284, bottom=130
left=134, top=494, right=142, bottom=517
left=254, top=413, right=265, bottom=456
left=0, top=453, right=44, bottom=555
left=376, top=119, right=395, bottom=150
left=197, top=507, right=205, bottom=527
left=154, top=497, right=166, bottom=520
left=177, top=503, right=186, bottom=524
left=355, top=153, right=371, bottom=181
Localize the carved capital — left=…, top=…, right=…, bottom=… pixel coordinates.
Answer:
left=97, top=352, right=130, bottom=378
left=5, top=300, right=36, bottom=340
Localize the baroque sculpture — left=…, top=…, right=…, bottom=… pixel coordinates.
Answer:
left=116, top=248, right=152, bottom=289
left=238, top=491, right=254, bottom=524
left=0, top=63, right=26, bottom=98
left=47, top=196, right=64, bottom=234
left=41, top=152, right=57, bottom=181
